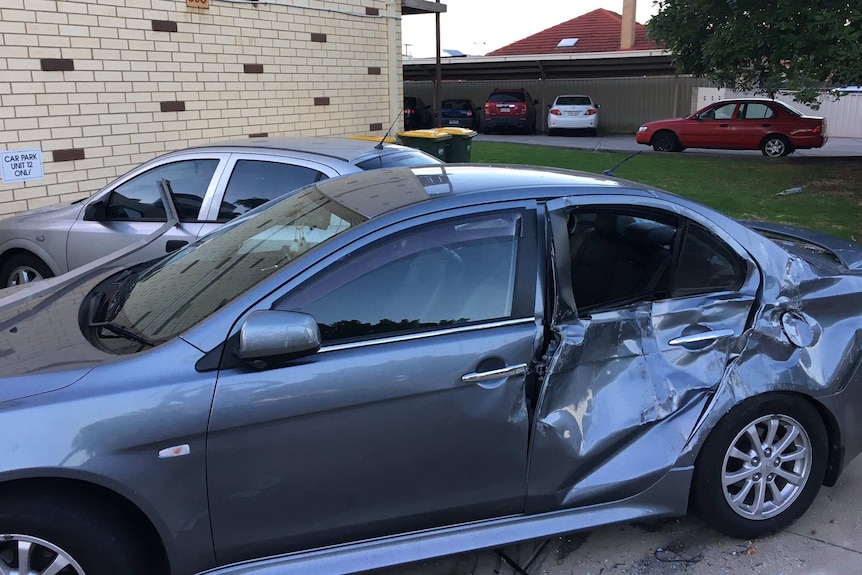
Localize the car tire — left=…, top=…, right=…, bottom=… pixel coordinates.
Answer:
left=761, top=135, right=792, bottom=157
left=0, top=491, right=153, bottom=575
left=691, top=394, right=827, bottom=540
left=0, top=253, right=54, bottom=288
left=651, top=131, right=680, bottom=152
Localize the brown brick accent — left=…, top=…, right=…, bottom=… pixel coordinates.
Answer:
left=249, top=132, right=268, bottom=138
left=243, top=63, right=264, bottom=74
left=366, top=7, right=380, bottom=15
left=40, top=59, right=75, bottom=72
left=52, top=148, right=85, bottom=162
left=314, top=97, right=330, bottom=106
left=310, top=33, right=327, bottom=43
left=151, top=20, right=178, bottom=32
left=369, top=122, right=383, bottom=131
left=160, top=101, right=186, bottom=112
left=368, top=67, right=381, bottom=75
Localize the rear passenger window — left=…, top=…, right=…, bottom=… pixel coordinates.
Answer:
left=673, top=223, right=745, bottom=296
left=569, top=210, right=677, bottom=313
left=567, top=210, right=746, bottom=313
left=218, top=160, right=327, bottom=222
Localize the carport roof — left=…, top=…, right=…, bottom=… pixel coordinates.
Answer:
left=403, top=50, right=675, bottom=81
left=402, top=0, right=446, bottom=15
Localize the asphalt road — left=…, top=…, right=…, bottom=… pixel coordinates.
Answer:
left=371, top=456, right=862, bottom=575
left=473, top=133, right=862, bottom=158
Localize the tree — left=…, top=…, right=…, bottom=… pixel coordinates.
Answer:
left=647, top=0, right=862, bottom=106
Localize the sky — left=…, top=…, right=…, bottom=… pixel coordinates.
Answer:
left=401, top=0, right=660, bottom=58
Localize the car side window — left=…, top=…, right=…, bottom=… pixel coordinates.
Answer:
left=277, top=212, right=524, bottom=344
left=568, top=210, right=678, bottom=314
left=218, top=160, right=328, bottom=222
left=740, top=103, right=776, bottom=120
left=700, top=103, right=736, bottom=120
left=672, top=223, right=746, bottom=297
left=105, top=159, right=218, bottom=222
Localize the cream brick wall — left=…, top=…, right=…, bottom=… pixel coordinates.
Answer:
left=0, top=0, right=404, bottom=215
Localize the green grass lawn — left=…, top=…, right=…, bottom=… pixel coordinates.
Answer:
left=471, top=142, right=862, bottom=242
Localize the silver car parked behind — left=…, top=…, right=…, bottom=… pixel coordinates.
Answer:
left=0, top=137, right=442, bottom=287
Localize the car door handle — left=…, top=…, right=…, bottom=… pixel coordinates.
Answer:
left=669, top=328, right=735, bottom=347
left=461, top=363, right=527, bottom=383
left=762, top=123, right=772, bottom=127
left=719, top=123, right=729, bottom=127
left=166, top=240, right=188, bottom=252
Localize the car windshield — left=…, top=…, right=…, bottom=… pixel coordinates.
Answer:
left=103, top=185, right=366, bottom=349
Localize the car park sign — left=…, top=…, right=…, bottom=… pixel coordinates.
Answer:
left=1, top=149, right=44, bottom=183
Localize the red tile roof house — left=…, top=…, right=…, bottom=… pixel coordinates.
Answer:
left=486, top=8, right=658, bottom=56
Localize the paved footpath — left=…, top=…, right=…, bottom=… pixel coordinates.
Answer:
left=371, top=440, right=862, bottom=575
left=473, top=133, right=862, bottom=158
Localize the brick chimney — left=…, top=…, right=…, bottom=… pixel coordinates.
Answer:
left=621, top=0, right=636, bottom=50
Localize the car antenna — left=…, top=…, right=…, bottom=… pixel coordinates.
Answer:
left=602, top=151, right=640, bottom=177
left=375, top=106, right=405, bottom=150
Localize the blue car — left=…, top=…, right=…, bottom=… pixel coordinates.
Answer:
left=2, top=165, right=862, bottom=575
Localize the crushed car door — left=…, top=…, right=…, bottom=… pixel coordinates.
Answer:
left=206, top=206, right=542, bottom=564
left=525, top=197, right=761, bottom=512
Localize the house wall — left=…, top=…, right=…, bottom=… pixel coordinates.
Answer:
left=405, top=76, right=711, bottom=134
left=697, top=88, right=862, bottom=138
left=0, top=0, right=402, bottom=216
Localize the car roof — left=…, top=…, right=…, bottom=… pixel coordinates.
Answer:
left=181, top=137, right=410, bottom=163
left=314, top=164, right=651, bottom=219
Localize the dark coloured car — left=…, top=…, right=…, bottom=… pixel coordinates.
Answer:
left=636, top=98, right=827, bottom=157
left=2, top=165, right=862, bottom=575
left=403, top=96, right=434, bottom=130
left=440, top=98, right=481, bottom=130
left=483, top=88, right=537, bottom=134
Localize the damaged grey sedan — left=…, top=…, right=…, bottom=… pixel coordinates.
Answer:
left=1, top=165, right=862, bottom=575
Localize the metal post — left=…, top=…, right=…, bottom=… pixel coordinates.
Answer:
left=435, top=0, right=442, bottom=127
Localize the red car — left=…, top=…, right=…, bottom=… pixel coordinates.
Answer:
left=636, top=99, right=827, bottom=157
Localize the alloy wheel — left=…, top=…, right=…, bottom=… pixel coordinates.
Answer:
left=721, top=414, right=812, bottom=520
left=0, top=534, right=85, bottom=575
left=763, top=138, right=787, bottom=157
left=7, top=266, right=45, bottom=286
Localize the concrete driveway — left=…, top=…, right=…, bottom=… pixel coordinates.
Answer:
left=473, top=133, right=862, bottom=158
left=371, top=456, right=862, bottom=575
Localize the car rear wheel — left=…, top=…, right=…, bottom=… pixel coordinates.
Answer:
left=691, top=394, right=827, bottom=539
left=0, top=493, right=151, bottom=575
left=652, top=131, right=680, bottom=152
left=761, top=135, right=792, bottom=157
left=0, top=254, right=54, bottom=288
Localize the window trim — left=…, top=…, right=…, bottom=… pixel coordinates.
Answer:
left=318, top=317, right=535, bottom=353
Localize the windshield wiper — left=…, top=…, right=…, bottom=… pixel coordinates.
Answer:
left=90, top=321, right=155, bottom=347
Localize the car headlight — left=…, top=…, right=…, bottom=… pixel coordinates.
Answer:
left=637, top=126, right=648, bottom=132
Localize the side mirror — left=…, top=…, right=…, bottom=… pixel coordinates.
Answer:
left=237, top=310, right=321, bottom=361
left=533, top=100, right=539, bottom=106
left=83, top=200, right=106, bottom=222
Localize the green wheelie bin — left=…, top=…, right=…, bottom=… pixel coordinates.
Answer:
left=396, top=129, right=452, bottom=162
left=435, top=127, right=477, bottom=162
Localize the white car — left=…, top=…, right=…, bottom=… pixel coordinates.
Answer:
left=547, top=95, right=600, bottom=136
left=0, top=137, right=442, bottom=287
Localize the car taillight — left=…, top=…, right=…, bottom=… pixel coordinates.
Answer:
left=585, top=108, right=597, bottom=116
left=466, top=109, right=473, bottom=117
left=516, top=103, right=527, bottom=114
left=550, top=108, right=562, bottom=116
left=814, top=124, right=822, bottom=134
left=405, top=108, right=414, bottom=115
